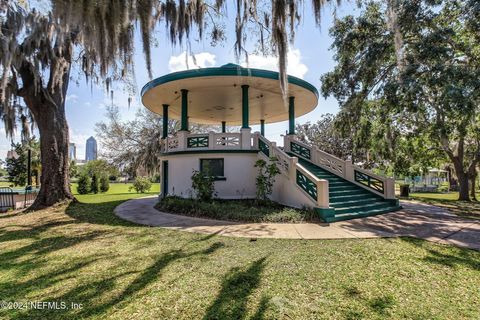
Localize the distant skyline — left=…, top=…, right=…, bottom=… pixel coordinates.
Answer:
left=0, top=2, right=361, bottom=160
left=85, top=137, right=98, bottom=161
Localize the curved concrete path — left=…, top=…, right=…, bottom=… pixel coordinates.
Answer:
left=115, top=197, right=480, bottom=250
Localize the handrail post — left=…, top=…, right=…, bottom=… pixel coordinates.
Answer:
left=252, top=132, right=259, bottom=149
left=316, top=179, right=329, bottom=208
left=283, top=135, right=291, bottom=153
left=385, top=177, right=396, bottom=199
left=208, top=131, right=215, bottom=149
left=345, top=159, right=354, bottom=180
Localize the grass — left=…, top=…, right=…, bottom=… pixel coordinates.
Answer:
left=156, top=196, right=317, bottom=223
left=0, top=187, right=478, bottom=319
left=409, top=192, right=480, bottom=220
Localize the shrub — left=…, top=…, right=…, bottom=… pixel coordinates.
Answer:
left=90, top=173, right=99, bottom=194
left=191, top=169, right=216, bottom=201
left=100, top=175, right=110, bottom=193
left=254, top=157, right=280, bottom=201
left=155, top=196, right=316, bottom=223
left=129, top=176, right=152, bottom=193
left=77, top=173, right=91, bottom=194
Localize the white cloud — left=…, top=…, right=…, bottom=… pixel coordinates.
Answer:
left=66, top=94, right=79, bottom=103
left=168, top=51, right=216, bottom=72
left=241, top=48, right=308, bottom=79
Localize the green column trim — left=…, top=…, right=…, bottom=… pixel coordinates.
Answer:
left=288, top=96, right=295, bottom=135
left=241, top=85, right=249, bottom=129
left=260, top=119, right=265, bottom=136
left=221, top=121, right=226, bottom=133
left=181, top=89, right=189, bottom=131
left=162, top=104, right=169, bottom=139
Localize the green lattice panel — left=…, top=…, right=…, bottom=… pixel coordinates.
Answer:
left=354, top=170, right=384, bottom=194
left=291, top=142, right=311, bottom=159
left=187, top=136, right=209, bottom=148
left=296, top=170, right=317, bottom=200
left=259, top=139, right=270, bottom=157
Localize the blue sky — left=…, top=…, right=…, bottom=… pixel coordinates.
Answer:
left=0, top=1, right=361, bottom=160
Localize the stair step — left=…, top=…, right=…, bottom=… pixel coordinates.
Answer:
left=329, top=185, right=359, bottom=191
left=331, top=206, right=401, bottom=222
left=330, top=197, right=381, bottom=207
left=334, top=201, right=390, bottom=214
left=329, top=193, right=374, bottom=201
left=329, top=189, right=371, bottom=197
left=292, top=153, right=399, bottom=222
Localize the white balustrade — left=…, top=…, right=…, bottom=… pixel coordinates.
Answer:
left=287, top=135, right=395, bottom=200
left=213, top=133, right=241, bottom=149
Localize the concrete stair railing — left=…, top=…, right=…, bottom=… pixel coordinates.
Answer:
left=283, top=135, right=396, bottom=200
left=254, top=133, right=330, bottom=210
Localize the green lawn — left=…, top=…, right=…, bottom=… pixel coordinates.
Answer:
left=409, top=192, right=480, bottom=220
left=0, top=189, right=479, bottom=319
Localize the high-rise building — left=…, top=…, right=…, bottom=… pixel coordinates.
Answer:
left=85, top=136, right=98, bottom=161
left=69, top=143, right=76, bottom=160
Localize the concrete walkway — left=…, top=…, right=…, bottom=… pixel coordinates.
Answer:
left=115, top=197, right=480, bottom=250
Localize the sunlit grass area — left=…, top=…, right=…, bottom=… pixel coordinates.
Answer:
left=71, top=182, right=160, bottom=202
left=409, top=192, right=480, bottom=220
left=0, top=188, right=478, bottom=319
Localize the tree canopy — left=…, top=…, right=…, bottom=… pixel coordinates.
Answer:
left=0, top=0, right=338, bottom=208
left=322, top=0, right=480, bottom=200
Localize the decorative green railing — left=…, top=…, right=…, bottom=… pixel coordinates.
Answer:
left=296, top=170, right=317, bottom=200
left=291, top=142, right=311, bottom=159
left=187, top=136, right=209, bottom=148
left=259, top=139, right=270, bottom=157
left=354, top=170, right=384, bottom=194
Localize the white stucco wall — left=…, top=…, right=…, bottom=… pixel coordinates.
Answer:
left=267, top=161, right=318, bottom=210
left=161, top=152, right=258, bottom=199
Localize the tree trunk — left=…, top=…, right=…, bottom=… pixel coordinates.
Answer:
left=18, top=53, right=75, bottom=209
left=450, top=157, right=470, bottom=201
left=457, top=171, right=470, bottom=201
left=468, top=164, right=477, bottom=201
left=29, top=102, right=74, bottom=209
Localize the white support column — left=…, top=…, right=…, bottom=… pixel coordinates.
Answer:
left=177, top=131, right=187, bottom=151
left=241, top=127, right=252, bottom=150
left=208, top=131, right=215, bottom=149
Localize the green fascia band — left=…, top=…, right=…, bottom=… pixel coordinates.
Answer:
left=141, top=64, right=319, bottom=99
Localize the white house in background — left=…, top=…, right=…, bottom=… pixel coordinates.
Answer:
left=141, top=63, right=400, bottom=222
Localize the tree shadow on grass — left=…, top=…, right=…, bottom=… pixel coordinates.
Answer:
left=343, top=286, right=396, bottom=319
left=7, top=241, right=226, bottom=320
left=203, top=257, right=267, bottom=320
left=0, top=230, right=111, bottom=278
left=400, top=237, right=480, bottom=271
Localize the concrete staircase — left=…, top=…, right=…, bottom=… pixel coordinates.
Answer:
left=297, top=158, right=401, bottom=223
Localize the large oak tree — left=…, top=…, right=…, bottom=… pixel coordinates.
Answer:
left=0, top=0, right=332, bottom=209
left=321, top=0, right=480, bottom=200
